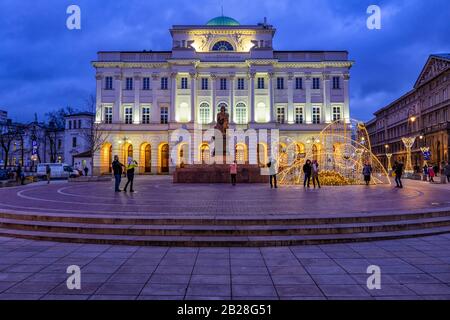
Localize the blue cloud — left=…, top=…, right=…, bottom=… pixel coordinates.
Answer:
left=0, top=0, right=449, bottom=122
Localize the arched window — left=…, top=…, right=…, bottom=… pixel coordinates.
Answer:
left=199, top=103, right=211, bottom=124
left=212, top=41, right=234, bottom=51
left=235, top=103, right=247, bottom=124
left=216, top=102, right=228, bottom=115
left=178, top=102, right=189, bottom=122
left=256, top=102, right=266, bottom=122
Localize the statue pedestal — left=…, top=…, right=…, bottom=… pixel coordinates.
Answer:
left=173, top=164, right=269, bottom=183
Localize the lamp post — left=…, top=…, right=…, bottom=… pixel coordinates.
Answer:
left=402, top=115, right=417, bottom=175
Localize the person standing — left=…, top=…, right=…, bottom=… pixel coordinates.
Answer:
left=362, top=161, right=373, bottom=186
left=423, top=164, right=429, bottom=181
left=112, top=155, right=125, bottom=192
left=267, top=157, right=277, bottom=189
left=16, top=165, right=23, bottom=185
left=303, top=160, right=312, bottom=188
left=393, top=161, right=403, bottom=188
left=124, top=159, right=138, bottom=192
left=84, top=166, right=89, bottom=177
left=311, top=160, right=321, bottom=189
left=230, top=160, right=237, bottom=186
left=46, top=165, right=51, bottom=184
left=428, top=165, right=435, bottom=183
left=444, top=161, right=450, bottom=183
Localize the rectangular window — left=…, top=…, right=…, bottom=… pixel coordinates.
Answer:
left=72, top=137, right=77, bottom=148
left=235, top=104, right=247, bottom=124
left=220, top=78, right=227, bottom=90
left=237, top=78, right=245, bottom=90
left=124, top=107, right=133, bottom=124
left=78, top=120, right=81, bottom=128
left=142, top=107, right=150, bottom=124
left=332, top=76, right=340, bottom=89
left=276, top=107, right=286, bottom=124
left=257, top=77, right=265, bottom=89
left=295, top=77, right=303, bottom=90
left=295, top=107, right=304, bottom=124
left=161, top=77, right=168, bottom=90
left=104, top=107, right=112, bottom=124
left=142, top=77, right=150, bottom=90
left=160, top=106, right=168, bottom=124
left=277, top=77, right=284, bottom=90
left=125, top=77, right=133, bottom=90
left=181, top=77, right=188, bottom=89
left=105, top=76, right=113, bottom=90
left=68, top=121, right=72, bottom=130
left=312, top=78, right=320, bottom=89
left=58, top=139, right=62, bottom=149
left=312, top=107, right=321, bottom=124
left=332, top=106, right=342, bottom=121
left=201, top=78, right=209, bottom=90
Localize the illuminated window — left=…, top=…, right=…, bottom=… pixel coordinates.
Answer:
left=235, top=103, right=247, bottom=124
left=212, top=41, right=234, bottom=51
left=332, top=106, right=342, bottom=121
left=104, top=106, right=112, bottom=124
left=199, top=103, right=211, bottom=124
left=276, top=107, right=286, bottom=124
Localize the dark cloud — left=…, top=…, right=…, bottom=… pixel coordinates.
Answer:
left=0, top=0, right=449, bottom=122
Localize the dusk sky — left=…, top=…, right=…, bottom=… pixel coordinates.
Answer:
left=0, top=0, right=449, bottom=122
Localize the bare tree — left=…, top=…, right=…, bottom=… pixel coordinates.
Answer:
left=0, top=122, right=21, bottom=169
left=81, top=94, right=109, bottom=175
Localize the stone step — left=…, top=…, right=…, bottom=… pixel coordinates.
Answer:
left=1, top=225, right=450, bottom=247
left=1, top=216, right=450, bottom=237
left=1, top=209, right=450, bottom=226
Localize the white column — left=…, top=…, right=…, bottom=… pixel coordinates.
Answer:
left=249, top=72, right=255, bottom=123
left=211, top=74, right=217, bottom=120
left=170, top=73, right=177, bottom=123
left=269, top=73, right=274, bottom=123
left=95, top=74, right=102, bottom=123
left=305, top=75, right=312, bottom=124
left=343, top=73, right=350, bottom=123
left=151, top=74, right=159, bottom=124
left=133, top=74, right=141, bottom=124
left=113, top=75, right=122, bottom=123
left=229, top=74, right=235, bottom=123
left=190, top=72, right=196, bottom=123
left=323, top=73, right=331, bottom=123
left=287, top=73, right=294, bottom=124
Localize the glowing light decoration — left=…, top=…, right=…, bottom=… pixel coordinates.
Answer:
left=278, top=119, right=391, bottom=186
left=401, top=136, right=416, bottom=174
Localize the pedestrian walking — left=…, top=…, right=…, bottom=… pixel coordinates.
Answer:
left=46, top=165, right=51, bottom=184
left=230, top=160, right=237, bottom=186
left=112, top=155, right=125, bottom=192
left=444, top=161, right=450, bottom=183
left=311, top=160, right=321, bottom=189
left=124, top=159, right=138, bottom=192
left=267, top=157, right=277, bottom=189
left=303, top=160, right=312, bottom=188
left=428, top=165, right=435, bottom=183
left=16, top=165, right=24, bottom=185
left=393, top=161, right=403, bottom=188
left=84, top=166, right=89, bottom=177
left=362, top=161, right=373, bottom=186
left=423, top=165, right=428, bottom=180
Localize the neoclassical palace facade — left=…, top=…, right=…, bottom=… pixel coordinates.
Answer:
left=92, top=16, right=353, bottom=175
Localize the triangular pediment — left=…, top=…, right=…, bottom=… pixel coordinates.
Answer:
left=414, top=54, right=450, bottom=88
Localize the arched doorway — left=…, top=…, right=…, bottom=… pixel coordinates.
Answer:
left=235, top=143, right=247, bottom=164
left=200, top=143, right=210, bottom=164
left=178, top=143, right=189, bottom=167
left=122, top=143, right=133, bottom=164
left=257, top=143, right=267, bottom=167
left=100, top=143, right=112, bottom=174
left=159, top=143, right=169, bottom=173
left=144, top=144, right=151, bottom=173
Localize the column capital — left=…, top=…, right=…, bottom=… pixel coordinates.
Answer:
left=170, top=72, right=178, bottom=79
left=151, top=73, right=159, bottom=80
left=189, top=72, right=198, bottom=79
left=228, top=73, right=236, bottom=80
left=210, top=73, right=217, bottom=80
left=114, top=74, right=122, bottom=80
left=268, top=72, right=274, bottom=78
left=133, top=72, right=142, bottom=80
left=288, top=72, right=294, bottom=81
left=343, top=73, right=350, bottom=80
left=305, top=73, right=312, bottom=81
left=95, top=74, right=103, bottom=80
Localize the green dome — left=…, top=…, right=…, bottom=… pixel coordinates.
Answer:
left=206, top=16, right=240, bottom=26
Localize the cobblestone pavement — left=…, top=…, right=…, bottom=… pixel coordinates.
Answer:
left=0, top=234, right=450, bottom=300
left=0, top=176, right=449, bottom=218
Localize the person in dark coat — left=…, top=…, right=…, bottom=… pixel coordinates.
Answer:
left=112, top=155, right=125, bottom=192
left=303, top=160, right=312, bottom=188
left=362, top=161, right=373, bottom=186
left=393, top=161, right=403, bottom=188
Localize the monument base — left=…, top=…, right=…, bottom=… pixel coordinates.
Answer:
left=173, top=164, right=269, bottom=183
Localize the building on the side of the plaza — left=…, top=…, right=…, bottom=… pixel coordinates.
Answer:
left=0, top=110, right=7, bottom=123
left=366, top=54, right=450, bottom=171
left=64, top=112, right=94, bottom=171
left=92, top=16, right=353, bottom=175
